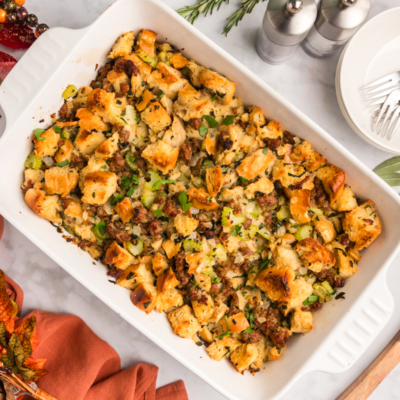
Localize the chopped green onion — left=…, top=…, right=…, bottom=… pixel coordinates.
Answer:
left=303, top=295, right=319, bottom=306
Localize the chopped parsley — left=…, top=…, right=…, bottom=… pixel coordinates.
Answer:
left=203, top=115, right=218, bottom=127
left=179, top=191, right=193, bottom=212
left=211, top=276, right=221, bottom=284
left=216, top=315, right=231, bottom=339
left=222, top=115, right=235, bottom=125
left=303, top=295, right=319, bottom=306
left=263, top=148, right=269, bottom=155
left=154, top=209, right=163, bottom=216
left=110, top=194, right=125, bottom=206
left=231, top=225, right=242, bottom=237
left=121, top=174, right=132, bottom=191
left=33, top=129, right=46, bottom=141
left=153, top=179, right=176, bottom=190
left=53, top=125, right=61, bottom=134
left=258, top=257, right=271, bottom=270
left=94, top=221, right=107, bottom=236
left=199, top=123, right=208, bottom=137
left=55, top=160, right=69, bottom=167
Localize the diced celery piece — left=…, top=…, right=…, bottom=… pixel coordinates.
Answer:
left=126, top=239, right=144, bottom=256
left=257, top=227, right=271, bottom=240
left=62, top=84, right=78, bottom=100
left=321, top=280, right=334, bottom=294
left=248, top=201, right=261, bottom=218
left=24, top=152, right=42, bottom=170
left=144, top=170, right=161, bottom=192
left=308, top=207, right=324, bottom=216
left=241, top=224, right=258, bottom=241
left=177, top=173, right=190, bottom=185
left=157, top=51, right=171, bottom=65
left=136, top=49, right=158, bottom=68
left=125, top=151, right=138, bottom=171
left=201, top=160, right=214, bottom=169
left=141, top=192, right=157, bottom=208
left=190, top=175, right=203, bottom=188
left=92, top=222, right=110, bottom=240
left=277, top=205, right=290, bottom=220
left=221, top=207, right=246, bottom=227
left=295, top=225, right=313, bottom=241
left=60, top=125, right=79, bottom=140
left=183, top=239, right=202, bottom=253
left=212, top=244, right=228, bottom=262
left=278, top=196, right=286, bottom=206
left=116, top=105, right=138, bottom=126
left=312, top=283, right=330, bottom=302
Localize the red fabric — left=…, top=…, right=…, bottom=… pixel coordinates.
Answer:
left=0, top=215, right=188, bottom=400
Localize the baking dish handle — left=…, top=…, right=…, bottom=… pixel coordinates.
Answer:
left=304, top=270, right=394, bottom=375
left=0, top=26, right=88, bottom=138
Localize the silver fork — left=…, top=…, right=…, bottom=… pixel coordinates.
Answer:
left=372, top=88, right=400, bottom=140
left=363, top=71, right=400, bottom=103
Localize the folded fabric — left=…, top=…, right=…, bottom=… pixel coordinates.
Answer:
left=1, top=221, right=188, bottom=400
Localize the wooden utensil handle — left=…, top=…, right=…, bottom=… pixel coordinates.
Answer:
left=336, top=329, right=400, bottom=400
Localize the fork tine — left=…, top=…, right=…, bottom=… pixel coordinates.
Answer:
left=378, top=103, right=396, bottom=137
left=363, top=72, right=400, bottom=90
left=372, top=102, right=388, bottom=131
left=387, top=109, right=400, bottom=141
left=365, top=85, right=400, bottom=102
left=364, top=80, right=400, bottom=96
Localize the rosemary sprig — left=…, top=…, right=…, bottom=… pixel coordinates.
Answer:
left=177, top=0, right=230, bottom=25
left=223, top=0, right=267, bottom=36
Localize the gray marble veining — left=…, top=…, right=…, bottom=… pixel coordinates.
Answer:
left=1, top=0, right=399, bottom=399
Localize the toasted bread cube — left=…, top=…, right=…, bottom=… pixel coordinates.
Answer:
left=276, top=243, right=303, bottom=271
left=294, top=238, right=336, bottom=273
left=155, top=288, right=183, bottom=313
left=245, top=177, right=274, bottom=199
left=63, top=196, right=83, bottom=219
left=290, top=141, right=326, bottom=171
left=199, top=326, right=214, bottom=343
left=122, top=53, right=152, bottom=97
left=78, top=155, right=109, bottom=190
left=315, top=165, right=345, bottom=205
left=208, top=302, right=228, bottom=323
left=192, top=293, right=215, bottom=323
left=76, top=108, right=109, bottom=132
left=34, top=126, right=60, bottom=158
left=114, top=197, right=135, bottom=223
left=290, top=189, right=311, bottom=224
left=162, top=239, right=182, bottom=259
left=141, top=100, right=172, bottom=132
left=108, top=31, right=135, bottom=59
left=74, top=129, right=106, bottom=156
left=87, top=89, right=124, bottom=125
left=193, top=273, right=211, bottom=291
left=230, top=343, right=258, bottom=373
left=152, top=252, right=169, bottom=276
left=117, top=260, right=155, bottom=290
left=25, top=187, right=62, bottom=223
left=54, top=139, right=74, bottom=164
left=147, top=63, right=187, bottom=100
left=173, top=83, right=212, bottom=121
left=72, top=86, right=93, bottom=109
left=291, top=308, right=313, bottom=333
left=157, top=268, right=179, bottom=293
left=162, top=114, right=187, bottom=148
left=130, top=282, right=157, bottom=314
left=268, top=346, right=285, bottom=361
left=283, top=277, right=313, bottom=315
left=257, top=121, right=282, bottom=140
left=236, top=148, right=274, bottom=181
left=174, top=214, right=199, bottom=237
left=331, top=241, right=358, bottom=278
left=168, top=305, right=201, bottom=339
left=136, top=29, right=157, bottom=58
left=22, top=169, right=44, bottom=189
left=342, top=200, right=382, bottom=250
left=104, top=241, right=135, bottom=270
left=332, top=184, right=358, bottom=212
left=272, top=160, right=310, bottom=187
left=185, top=61, right=203, bottom=87
left=186, top=251, right=206, bottom=274
left=94, top=132, right=119, bottom=160
left=248, top=106, right=266, bottom=127
left=170, top=52, right=189, bottom=69
left=220, top=232, right=240, bottom=254
left=74, top=224, right=96, bottom=242
left=107, top=70, right=130, bottom=93
left=81, top=171, right=118, bottom=205
left=206, top=336, right=242, bottom=361
left=198, top=68, right=235, bottom=105
left=313, top=217, right=336, bottom=244
left=220, top=313, right=250, bottom=333
left=142, top=141, right=179, bottom=174
left=250, top=336, right=269, bottom=370
left=44, top=166, right=79, bottom=197
left=205, top=165, right=223, bottom=196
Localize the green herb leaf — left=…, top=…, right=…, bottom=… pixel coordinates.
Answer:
left=129, top=156, right=136, bottom=164
left=263, top=148, right=268, bottom=155
left=239, top=176, right=249, bottom=183
left=303, top=295, right=319, bottom=306
left=179, top=191, right=193, bottom=212
left=110, top=194, right=125, bottom=206
left=243, top=327, right=253, bottom=333
left=121, top=174, right=132, bottom=191
left=199, top=123, right=208, bottom=137
left=211, top=276, right=221, bottom=284
left=231, top=225, right=242, bottom=237
left=154, top=209, right=163, bottom=216
left=376, top=172, right=400, bottom=187
left=212, top=95, right=217, bottom=102
left=127, top=186, right=136, bottom=196
left=203, top=115, right=218, bottom=127
left=135, top=118, right=141, bottom=123
left=94, top=221, right=107, bottom=236
left=373, top=156, right=400, bottom=176
left=157, top=91, right=164, bottom=98
left=33, top=129, right=46, bottom=142
left=222, top=115, right=235, bottom=125
left=258, top=257, right=270, bottom=270
left=55, top=160, right=69, bottom=167
left=153, top=179, right=177, bottom=190
left=53, top=125, right=61, bottom=134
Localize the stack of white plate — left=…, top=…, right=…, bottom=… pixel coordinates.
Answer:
left=336, top=7, right=400, bottom=155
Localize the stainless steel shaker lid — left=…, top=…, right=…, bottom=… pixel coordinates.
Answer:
left=315, top=0, right=370, bottom=41
left=263, top=0, right=318, bottom=46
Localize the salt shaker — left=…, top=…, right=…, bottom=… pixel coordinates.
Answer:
left=256, top=0, right=317, bottom=65
left=302, top=0, right=370, bottom=58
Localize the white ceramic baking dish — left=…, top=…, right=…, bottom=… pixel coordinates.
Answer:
left=0, top=1, right=399, bottom=399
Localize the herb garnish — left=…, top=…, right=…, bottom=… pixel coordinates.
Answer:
left=55, top=160, right=69, bottom=167
left=179, top=191, right=193, bottom=212
left=33, top=129, right=46, bottom=142
left=203, top=115, right=218, bottom=127
left=222, top=115, right=235, bottom=125
left=199, top=123, right=208, bottom=136
left=153, top=179, right=177, bottom=190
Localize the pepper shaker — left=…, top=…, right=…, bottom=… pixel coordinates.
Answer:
left=256, top=0, right=317, bottom=65
left=302, top=0, right=370, bottom=58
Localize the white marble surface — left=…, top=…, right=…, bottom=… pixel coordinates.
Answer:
left=1, top=0, right=400, bottom=399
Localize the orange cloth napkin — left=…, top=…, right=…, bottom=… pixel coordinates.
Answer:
left=1, top=215, right=188, bottom=400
